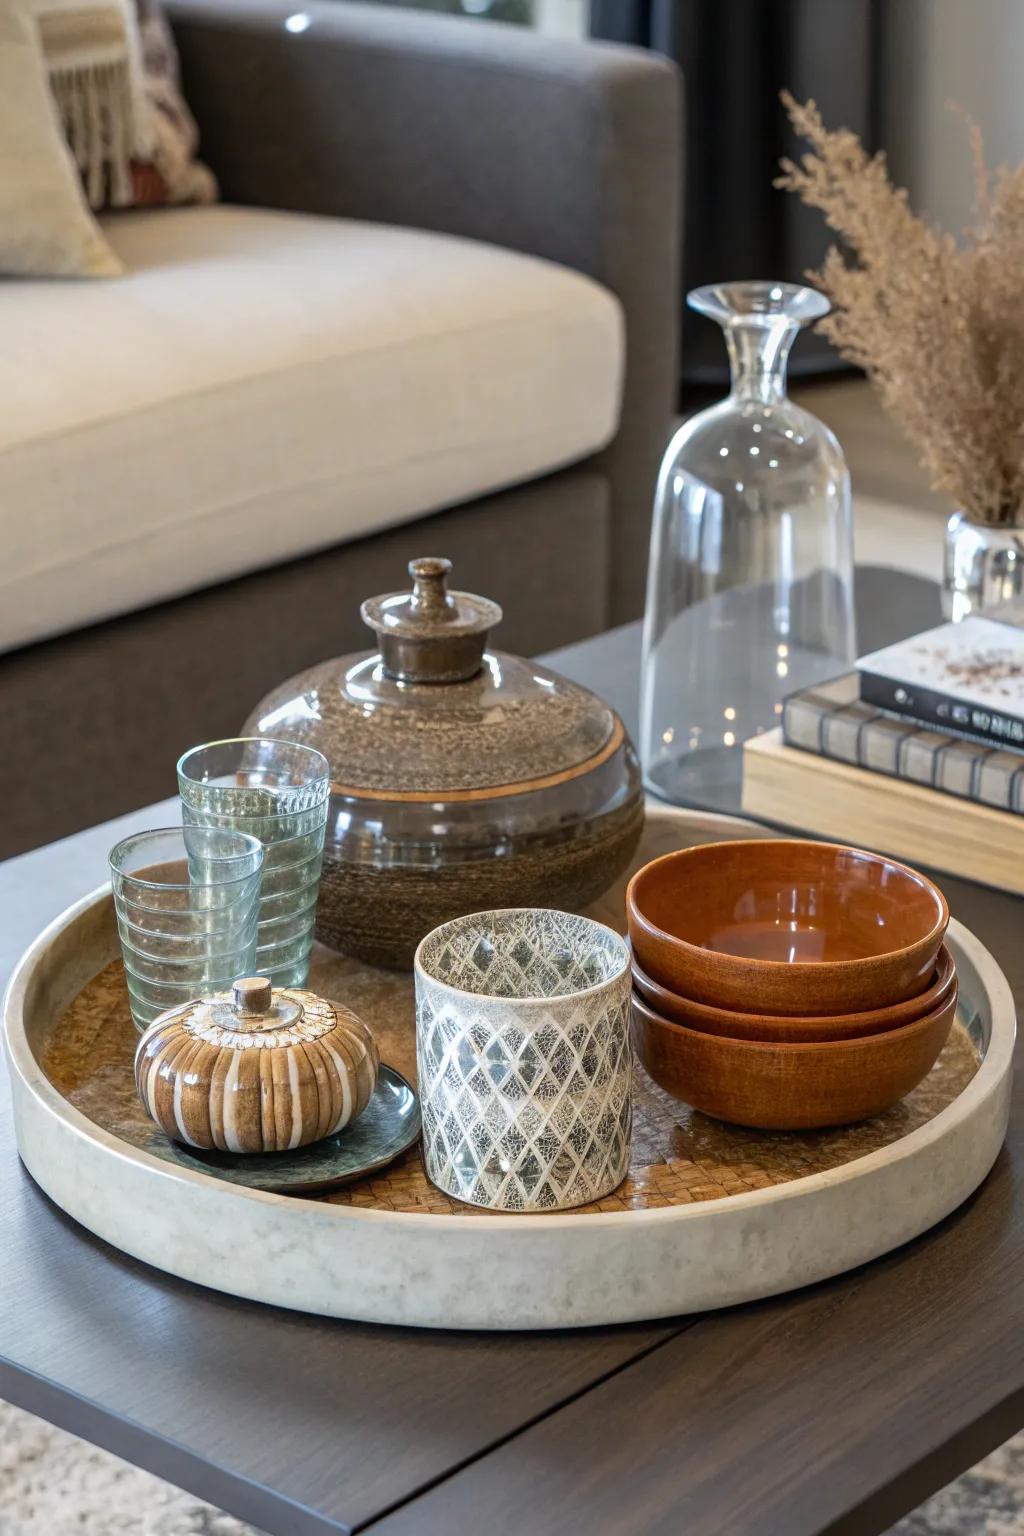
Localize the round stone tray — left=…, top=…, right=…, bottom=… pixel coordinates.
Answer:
left=3, top=809, right=1015, bottom=1329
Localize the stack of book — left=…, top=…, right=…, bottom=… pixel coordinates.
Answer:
left=741, top=616, right=1024, bottom=892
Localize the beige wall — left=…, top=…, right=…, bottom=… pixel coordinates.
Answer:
left=882, top=0, right=1024, bottom=231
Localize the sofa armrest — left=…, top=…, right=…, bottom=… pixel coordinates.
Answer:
left=167, top=0, right=681, bottom=625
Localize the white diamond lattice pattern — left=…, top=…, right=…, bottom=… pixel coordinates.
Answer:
left=416, top=911, right=631, bottom=1211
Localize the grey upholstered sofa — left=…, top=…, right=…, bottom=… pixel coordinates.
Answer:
left=1, top=0, right=680, bottom=858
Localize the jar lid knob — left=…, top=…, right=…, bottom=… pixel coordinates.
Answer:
left=232, top=977, right=273, bottom=1016
left=360, top=557, right=502, bottom=685
left=408, top=557, right=456, bottom=618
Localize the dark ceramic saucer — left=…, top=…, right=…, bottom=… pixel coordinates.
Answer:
left=142, top=1064, right=420, bottom=1195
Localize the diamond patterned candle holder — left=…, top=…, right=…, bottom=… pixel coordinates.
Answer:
left=414, top=908, right=632, bottom=1211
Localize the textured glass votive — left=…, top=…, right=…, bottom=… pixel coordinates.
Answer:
left=177, top=738, right=330, bottom=988
left=109, top=826, right=263, bottom=1032
left=415, top=908, right=632, bottom=1211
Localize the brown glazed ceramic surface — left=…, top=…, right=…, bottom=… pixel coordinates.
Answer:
left=631, top=985, right=958, bottom=1130
left=631, top=944, right=957, bottom=1044
left=627, top=839, right=948, bottom=1015
left=244, top=558, right=644, bottom=967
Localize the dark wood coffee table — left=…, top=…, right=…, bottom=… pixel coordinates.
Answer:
left=1, top=568, right=1021, bottom=1536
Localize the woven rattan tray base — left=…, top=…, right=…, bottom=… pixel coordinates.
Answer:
left=46, top=961, right=979, bottom=1216
left=46, top=813, right=979, bottom=1215
left=6, top=808, right=1014, bottom=1329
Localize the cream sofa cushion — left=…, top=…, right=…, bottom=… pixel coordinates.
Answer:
left=0, top=205, right=624, bottom=651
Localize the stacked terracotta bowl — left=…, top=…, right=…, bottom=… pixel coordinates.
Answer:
left=627, top=840, right=955, bottom=1130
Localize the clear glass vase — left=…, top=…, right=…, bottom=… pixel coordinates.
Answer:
left=943, top=510, right=1024, bottom=622
left=640, top=281, right=856, bottom=807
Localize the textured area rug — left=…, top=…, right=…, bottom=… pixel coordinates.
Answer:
left=0, top=1400, right=258, bottom=1536
left=0, top=1396, right=1021, bottom=1533
left=888, top=1433, right=1024, bottom=1536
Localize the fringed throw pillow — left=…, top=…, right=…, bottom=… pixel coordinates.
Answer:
left=41, top=0, right=217, bottom=210
left=37, top=0, right=153, bottom=208
left=133, top=0, right=217, bottom=207
left=1, top=0, right=216, bottom=277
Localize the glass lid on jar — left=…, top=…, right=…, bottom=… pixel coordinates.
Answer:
left=246, top=558, right=622, bottom=797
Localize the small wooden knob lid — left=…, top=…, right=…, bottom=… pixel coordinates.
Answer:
left=232, top=977, right=273, bottom=1015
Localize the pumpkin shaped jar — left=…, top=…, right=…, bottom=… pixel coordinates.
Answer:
left=135, top=977, right=380, bottom=1153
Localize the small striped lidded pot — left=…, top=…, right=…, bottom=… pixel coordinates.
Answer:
left=135, top=977, right=380, bottom=1154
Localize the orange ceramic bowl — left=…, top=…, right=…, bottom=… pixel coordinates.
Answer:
left=630, top=943, right=956, bottom=1044
left=631, top=984, right=958, bottom=1130
left=626, top=839, right=948, bottom=1016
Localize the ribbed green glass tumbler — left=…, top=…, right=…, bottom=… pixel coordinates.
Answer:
left=177, top=738, right=330, bottom=988
left=110, top=826, right=264, bottom=1032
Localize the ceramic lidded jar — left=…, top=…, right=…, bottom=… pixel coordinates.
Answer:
left=135, top=977, right=380, bottom=1153
left=243, top=558, right=645, bottom=967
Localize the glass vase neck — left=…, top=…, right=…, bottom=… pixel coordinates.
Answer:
left=688, top=281, right=830, bottom=406
left=724, top=321, right=797, bottom=404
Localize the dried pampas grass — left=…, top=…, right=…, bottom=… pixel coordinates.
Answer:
left=777, top=92, right=1024, bottom=528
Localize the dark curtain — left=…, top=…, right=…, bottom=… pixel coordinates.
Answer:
left=591, top=0, right=880, bottom=388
